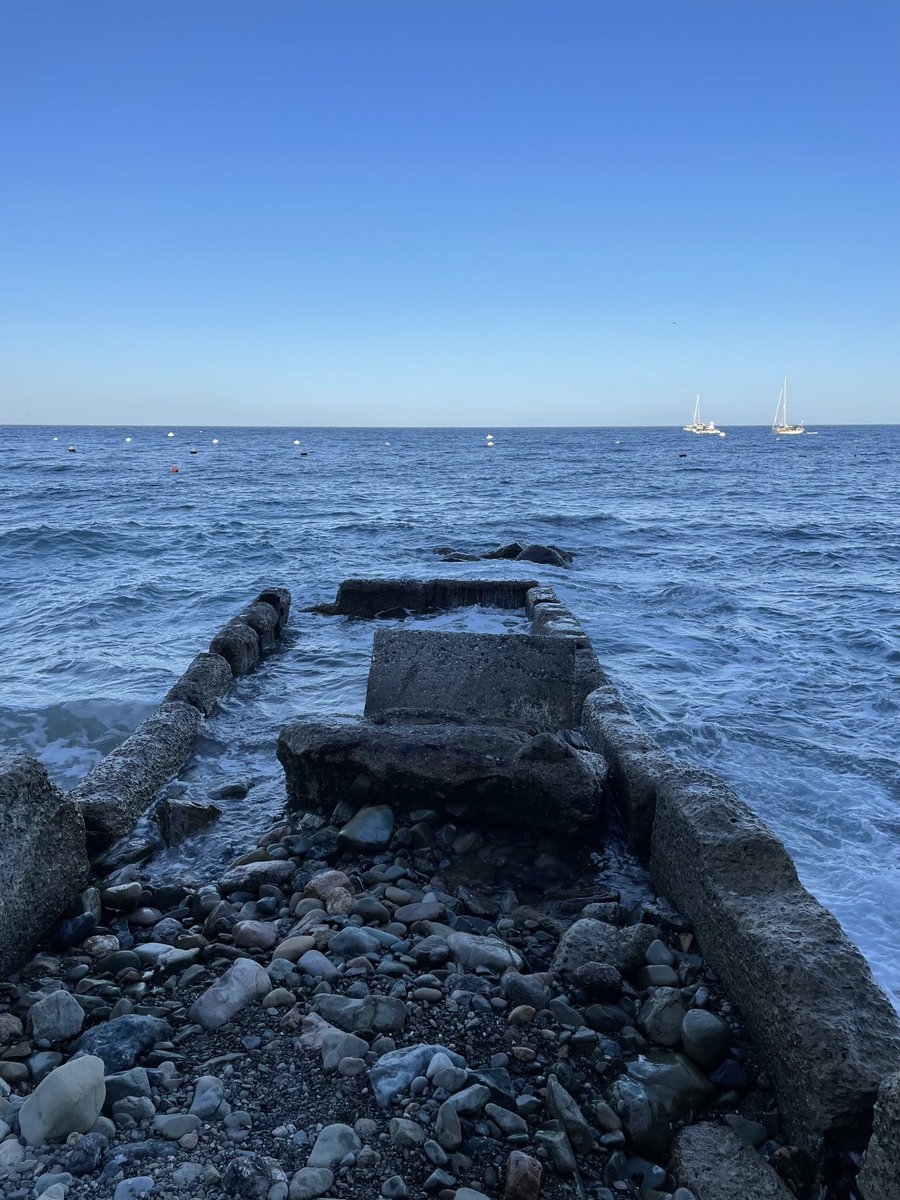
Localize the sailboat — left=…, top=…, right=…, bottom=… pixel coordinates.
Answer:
left=772, top=377, right=805, bottom=435
left=682, top=394, right=726, bottom=437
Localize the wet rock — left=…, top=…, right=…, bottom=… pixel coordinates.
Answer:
left=156, top=797, right=221, bottom=844
left=545, top=1074, right=594, bottom=1152
left=627, top=1050, right=716, bottom=1121
left=638, top=986, right=687, bottom=1047
left=222, top=1152, right=288, bottom=1198
left=210, top=620, right=260, bottom=676
left=609, top=1077, right=671, bottom=1158
left=338, top=805, right=395, bottom=851
left=189, top=957, right=271, bottom=1030
left=370, top=1044, right=466, bottom=1108
left=671, top=1122, right=793, bottom=1198
left=28, top=990, right=85, bottom=1042
left=516, top=544, right=573, bottom=567
left=681, top=1008, right=730, bottom=1069
left=307, top=1122, right=362, bottom=1167
left=20, top=1054, right=106, bottom=1145
left=534, top=1122, right=577, bottom=1174
left=72, top=1015, right=171, bottom=1073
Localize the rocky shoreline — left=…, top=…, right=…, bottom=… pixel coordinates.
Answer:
left=2, top=574, right=898, bottom=1200
left=0, top=800, right=810, bottom=1200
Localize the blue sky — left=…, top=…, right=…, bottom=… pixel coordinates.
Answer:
left=1, top=0, right=897, bottom=426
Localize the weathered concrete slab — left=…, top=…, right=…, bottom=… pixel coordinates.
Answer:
left=365, top=629, right=579, bottom=730
left=651, top=764, right=900, bottom=1156
left=581, top=685, right=674, bottom=851
left=71, top=702, right=201, bottom=850
left=859, top=1071, right=900, bottom=1200
left=318, top=577, right=539, bottom=618
left=0, top=754, right=89, bottom=977
left=164, top=651, right=233, bottom=717
left=257, top=586, right=291, bottom=633
left=277, top=719, right=607, bottom=835
left=210, top=619, right=260, bottom=674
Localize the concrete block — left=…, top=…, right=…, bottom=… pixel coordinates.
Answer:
left=164, top=651, right=233, bottom=716
left=651, top=765, right=900, bottom=1155
left=365, top=629, right=579, bottom=730
left=210, top=619, right=260, bottom=674
left=71, top=702, right=201, bottom=850
left=0, top=754, right=89, bottom=976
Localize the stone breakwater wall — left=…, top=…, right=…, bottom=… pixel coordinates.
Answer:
left=0, top=586, right=291, bottom=976
left=301, top=575, right=900, bottom=1189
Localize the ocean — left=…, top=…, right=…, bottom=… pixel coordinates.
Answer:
left=1, top=423, right=898, bottom=1007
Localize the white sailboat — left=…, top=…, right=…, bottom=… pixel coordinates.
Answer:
left=682, top=394, right=726, bottom=437
left=772, top=377, right=805, bottom=434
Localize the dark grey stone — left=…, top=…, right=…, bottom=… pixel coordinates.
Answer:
left=0, top=754, right=89, bottom=977
left=858, top=1070, right=900, bottom=1200
left=73, top=1015, right=172, bottom=1073
left=155, top=797, right=221, bottom=844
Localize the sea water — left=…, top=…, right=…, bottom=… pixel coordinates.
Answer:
left=1, top=424, right=898, bottom=1005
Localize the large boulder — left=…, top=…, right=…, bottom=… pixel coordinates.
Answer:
left=210, top=620, right=260, bottom=675
left=0, top=754, right=89, bottom=977
left=671, top=1123, right=793, bottom=1199
left=277, top=719, right=607, bottom=835
left=651, top=764, right=900, bottom=1155
left=364, top=628, right=580, bottom=730
left=70, top=702, right=200, bottom=850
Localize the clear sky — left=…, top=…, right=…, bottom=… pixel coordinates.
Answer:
left=1, top=0, right=897, bottom=426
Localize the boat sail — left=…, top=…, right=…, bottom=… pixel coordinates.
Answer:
left=772, top=377, right=805, bottom=434
left=682, top=394, right=726, bottom=437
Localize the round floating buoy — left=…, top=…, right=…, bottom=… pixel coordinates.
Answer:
left=212, top=438, right=219, bottom=445
left=125, top=436, right=132, bottom=443
left=167, top=431, right=174, bottom=438
left=52, top=436, right=58, bottom=441
left=293, top=439, right=300, bottom=446
left=189, top=448, right=198, bottom=455
left=678, top=452, right=687, bottom=458
left=170, top=465, right=179, bottom=473
left=300, top=451, right=308, bottom=456
left=67, top=445, right=76, bottom=453
left=384, top=441, right=391, bottom=446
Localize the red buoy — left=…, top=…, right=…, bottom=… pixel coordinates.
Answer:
left=170, top=466, right=179, bottom=473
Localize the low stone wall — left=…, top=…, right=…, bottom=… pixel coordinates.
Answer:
left=71, top=586, right=291, bottom=853
left=0, top=754, right=89, bottom=977
left=519, top=583, right=900, bottom=1172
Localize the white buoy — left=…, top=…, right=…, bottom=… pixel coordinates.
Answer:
left=385, top=441, right=391, bottom=446
left=293, top=439, right=300, bottom=446
left=167, top=431, right=174, bottom=438
left=52, top=436, right=58, bottom=441
left=67, top=445, right=76, bottom=453
left=125, top=436, right=132, bottom=443
left=212, top=438, right=219, bottom=445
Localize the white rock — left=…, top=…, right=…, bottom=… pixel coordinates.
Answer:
left=19, top=1055, right=106, bottom=1145
left=188, top=958, right=270, bottom=1030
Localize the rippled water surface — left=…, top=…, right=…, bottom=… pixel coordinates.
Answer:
left=1, top=424, right=898, bottom=1004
